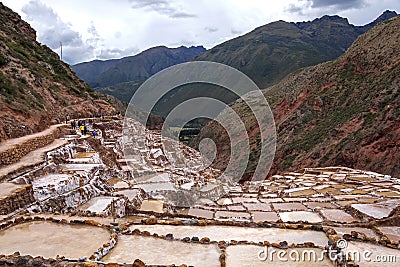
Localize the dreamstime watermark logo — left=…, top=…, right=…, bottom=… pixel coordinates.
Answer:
left=257, top=239, right=399, bottom=264
left=122, top=61, right=276, bottom=207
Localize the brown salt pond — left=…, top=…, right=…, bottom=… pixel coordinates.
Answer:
left=273, top=202, right=308, bottom=211
left=102, top=235, right=220, bottom=266
left=320, top=209, right=359, bottom=223
left=139, top=199, right=164, bottom=213
left=226, top=245, right=334, bottom=267
left=130, top=225, right=329, bottom=246
left=252, top=211, right=279, bottom=222
left=188, top=208, right=214, bottom=219
left=243, top=202, right=272, bottom=211
left=0, top=221, right=109, bottom=259
left=304, top=202, right=337, bottom=209
left=279, top=211, right=323, bottom=223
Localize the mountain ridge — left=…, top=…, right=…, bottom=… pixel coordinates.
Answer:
left=72, top=45, right=206, bottom=89
left=76, top=11, right=397, bottom=105
left=195, top=14, right=400, bottom=178
left=195, top=10, right=397, bottom=89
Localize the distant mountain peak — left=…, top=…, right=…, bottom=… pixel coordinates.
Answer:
left=372, top=10, right=398, bottom=24
left=72, top=45, right=206, bottom=88
left=361, top=10, right=398, bottom=31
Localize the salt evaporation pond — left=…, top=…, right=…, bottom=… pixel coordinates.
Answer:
left=0, top=221, right=109, bottom=259
left=116, top=189, right=140, bottom=200
left=130, top=225, right=329, bottom=246
left=60, top=163, right=104, bottom=172
left=102, top=235, right=220, bottom=266
left=226, top=245, right=335, bottom=267
left=79, top=196, right=116, bottom=213
left=139, top=199, right=164, bottom=213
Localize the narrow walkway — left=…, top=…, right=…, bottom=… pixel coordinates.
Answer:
left=0, top=138, right=67, bottom=179
left=0, top=124, right=65, bottom=153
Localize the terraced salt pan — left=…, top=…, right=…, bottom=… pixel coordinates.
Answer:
left=60, top=163, right=103, bottom=172
left=116, top=189, right=140, bottom=200
left=351, top=203, right=392, bottom=219
left=130, top=225, right=329, bottom=246
left=188, top=208, right=214, bottom=219
left=378, top=226, right=400, bottom=242
left=273, top=202, right=308, bottom=211
left=78, top=196, right=116, bottom=213
left=112, top=181, right=130, bottom=189
left=136, top=182, right=176, bottom=192
left=0, top=221, right=109, bottom=259
left=333, top=227, right=379, bottom=241
left=102, top=235, right=220, bottom=266
left=251, top=211, right=279, bottom=222
left=279, top=211, right=323, bottom=223
left=226, top=245, right=334, bottom=267
left=139, top=199, right=164, bottom=213
left=320, top=209, right=358, bottom=223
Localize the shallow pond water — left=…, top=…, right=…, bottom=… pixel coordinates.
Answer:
left=0, top=221, right=109, bottom=259
left=139, top=199, right=164, bottom=213
left=130, top=224, right=329, bottom=246
left=102, top=235, right=220, bottom=266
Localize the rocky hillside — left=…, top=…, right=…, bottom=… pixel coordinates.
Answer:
left=196, top=15, right=400, bottom=178
left=0, top=3, right=123, bottom=142
left=72, top=45, right=206, bottom=89
left=196, top=11, right=397, bottom=89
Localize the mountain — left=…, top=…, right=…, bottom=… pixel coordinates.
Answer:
left=0, top=3, right=123, bottom=142
left=74, top=11, right=396, bottom=106
left=196, top=14, right=400, bottom=179
left=195, top=10, right=398, bottom=89
left=72, top=45, right=206, bottom=89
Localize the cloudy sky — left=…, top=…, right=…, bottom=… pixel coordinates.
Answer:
left=2, top=0, right=400, bottom=65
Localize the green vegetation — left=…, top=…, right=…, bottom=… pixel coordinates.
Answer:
left=0, top=53, right=7, bottom=67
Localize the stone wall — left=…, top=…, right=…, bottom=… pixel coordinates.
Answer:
left=0, top=184, right=35, bottom=214
left=0, top=126, right=62, bottom=168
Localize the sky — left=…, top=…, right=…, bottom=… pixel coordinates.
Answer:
left=2, top=0, right=400, bottom=65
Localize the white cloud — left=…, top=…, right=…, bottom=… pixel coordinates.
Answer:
left=2, top=0, right=400, bottom=64
left=128, top=0, right=196, bottom=18
left=98, top=47, right=140, bottom=60
left=19, top=0, right=98, bottom=64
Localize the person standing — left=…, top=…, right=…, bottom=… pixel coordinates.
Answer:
left=65, top=114, right=70, bottom=124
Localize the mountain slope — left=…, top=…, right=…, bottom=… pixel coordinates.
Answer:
left=72, top=45, right=206, bottom=89
left=0, top=3, right=122, bottom=142
left=196, top=15, right=400, bottom=178
left=195, top=10, right=397, bottom=89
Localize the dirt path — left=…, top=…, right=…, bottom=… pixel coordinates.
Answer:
left=0, top=124, right=65, bottom=154
left=0, top=138, right=67, bottom=179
